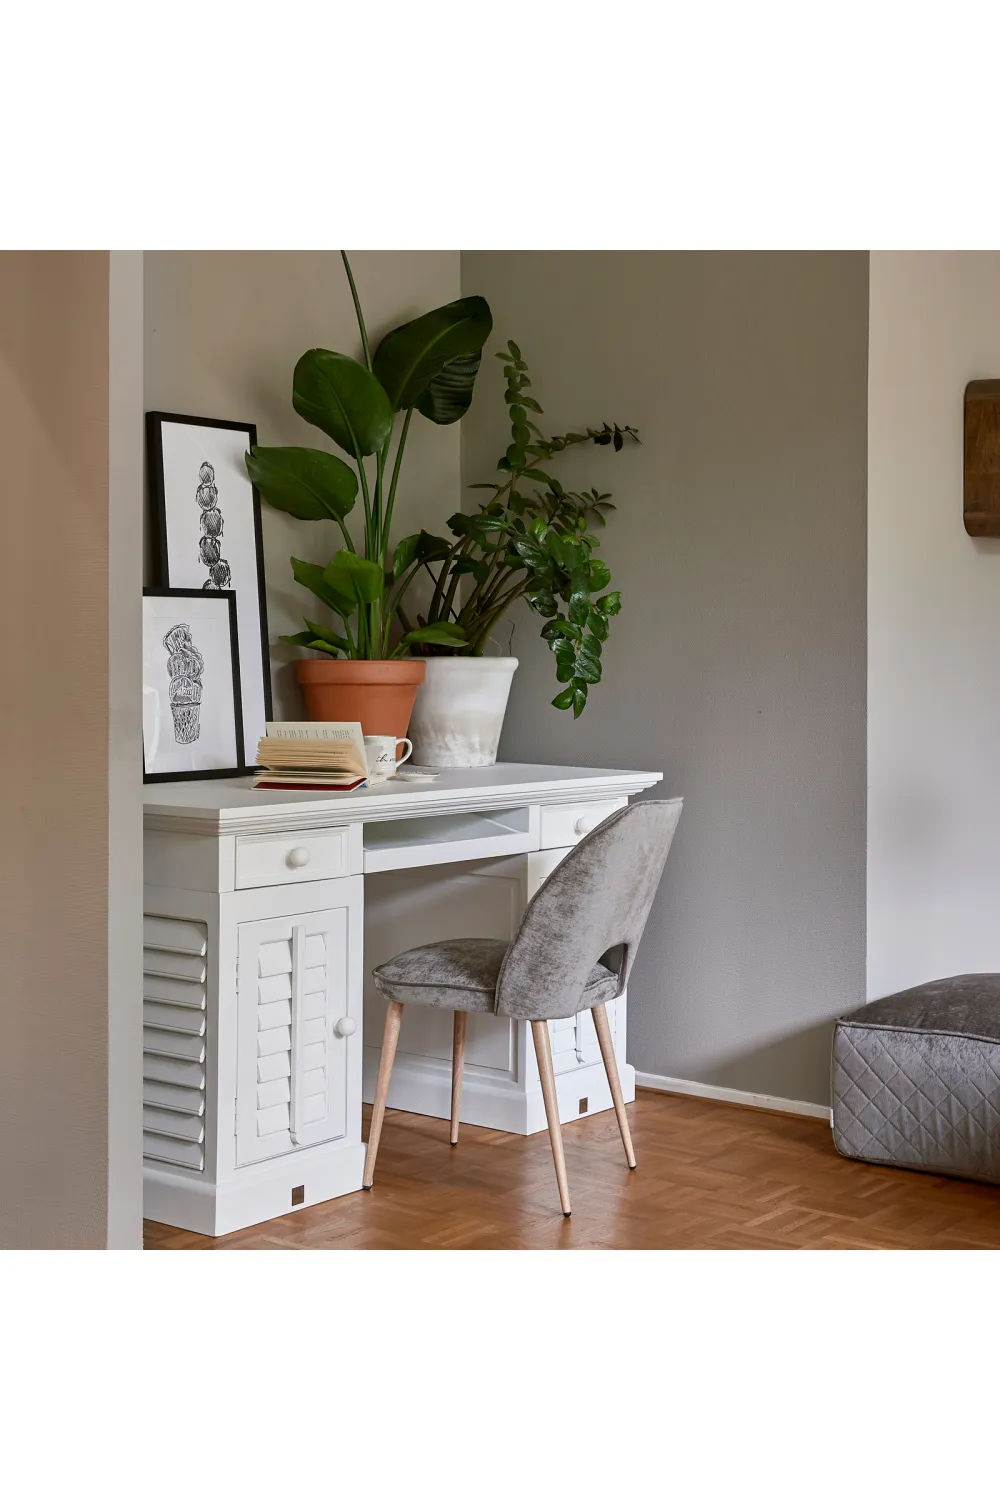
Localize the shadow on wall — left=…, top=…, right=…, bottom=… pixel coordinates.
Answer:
left=706, top=1017, right=841, bottom=1108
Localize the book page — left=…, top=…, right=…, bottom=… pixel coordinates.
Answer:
left=260, top=721, right=366, bottom=777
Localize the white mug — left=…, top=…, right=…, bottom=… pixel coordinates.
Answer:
left=364, top=735, right=413, bottom=782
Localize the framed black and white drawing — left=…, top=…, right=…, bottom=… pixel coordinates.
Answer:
left=147, top=412, right=271, bottom=766
left=142, top=589, right=245, bottom=782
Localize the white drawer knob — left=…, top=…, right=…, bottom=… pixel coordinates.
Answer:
left=574, top=816, right=596, bottom=836
left=285, top=846, right=311, bottom=869
left=334, top=1016, right=356, bottom=1038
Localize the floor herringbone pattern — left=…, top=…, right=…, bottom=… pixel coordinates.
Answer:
left=144, top=1088, right=1000, bottom=1250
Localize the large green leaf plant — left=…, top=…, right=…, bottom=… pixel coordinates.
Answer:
left=400, top=342, right=639, bottom=717
left=246, top=253, right=492, bottom=659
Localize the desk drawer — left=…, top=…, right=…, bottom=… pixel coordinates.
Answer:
left=539, top=799, right=627, bottom=850
left=235, top=828, right=353, bottom=889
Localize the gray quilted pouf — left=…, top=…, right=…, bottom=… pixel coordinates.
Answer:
left=832, top=975, right=1000, bottom=1186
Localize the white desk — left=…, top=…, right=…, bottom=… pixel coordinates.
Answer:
left=143, top=762, right=662, bottom=1235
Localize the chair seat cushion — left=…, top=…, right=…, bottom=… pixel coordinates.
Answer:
left=373, top=937, right=619, bottom=1014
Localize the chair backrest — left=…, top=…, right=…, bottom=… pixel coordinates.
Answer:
left=495, top=798, right=682, bottom=1021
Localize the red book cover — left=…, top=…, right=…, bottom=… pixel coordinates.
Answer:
left=252, top=778, right=367, bottom=792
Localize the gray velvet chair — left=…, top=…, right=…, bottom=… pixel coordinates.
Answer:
left=363, top=797, right=682, bottom=1215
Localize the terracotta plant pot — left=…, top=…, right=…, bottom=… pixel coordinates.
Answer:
left=296, top=658, right=426, bottom=740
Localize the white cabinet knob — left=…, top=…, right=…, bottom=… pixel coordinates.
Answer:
left=574, top=816, right=595, bottom=836
left=334, top=1016, right=356, bottom=1038
left=286, top=846, right=310, bottom=869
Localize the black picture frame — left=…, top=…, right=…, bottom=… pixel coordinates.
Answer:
left=146, top=411, right=272, bottom=767
left=142, top=588, right=246, bottom=783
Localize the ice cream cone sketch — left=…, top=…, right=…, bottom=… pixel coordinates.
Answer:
left=196, top=461, right=231, bottom=589
left=163, top=623, right=204, bottom=744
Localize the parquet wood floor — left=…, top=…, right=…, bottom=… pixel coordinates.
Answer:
left=144, top=1088, right=1000, bottom=1250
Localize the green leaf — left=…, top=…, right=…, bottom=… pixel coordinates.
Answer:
left=512, top=423, right=531, bottom=447
left=550, top=536, right=587, bottom=574
left=589, top=610, right=610, bottom=642
left=323, top=549, right=384, bottom=605
left=575, top=652, right=602, bottom=685
left=291, top=556, right=356, bottom=618
left=507, top=339, right=522, bottom=360
left=512, top=537, right=548, bottom=569
left=569, top=593, right=590, bottom=627
left=279, top=631, right=321, bottom=647
left=279, top=630, right=344, bottom=658
left=415, top=351, right=484, bottom=425
left=246, top=445, right=358, bottom=522
left=303, top=619, right=351, bottom=652
left=572, top=682, right=589, bottom=718
left=519, top=396, right=543, bottom=412
left=542, top=619, right=581, bottom=642
left=373, top=297, right=493, bottom=412
left=392, top=531, right=450, bottom=576
left=292, top=349, right=394, bottom=458
left=520, top=468, right=558, bottom=490
left=588, top=558, right=612, bottom=591
left=399, top=622, right=468, bottom=648
left=527, top=590, right=558, bottom=617
left=554, top=641, right=577, bottom=682
left=597, top=590, right=622, bottom=616
left=552, top=686, right=575, bottom=711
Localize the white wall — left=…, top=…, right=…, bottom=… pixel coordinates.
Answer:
left=868, top=252, right=1000, bottom=997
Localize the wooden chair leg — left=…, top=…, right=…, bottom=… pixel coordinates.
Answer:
left=363, top=1000, right=403, bottom=1189
left=592, top=1002, right=636, bottom=1169
left=531, top=1020, right=572, bottom=1217
left=450, top=1010, right=467, bottom=1146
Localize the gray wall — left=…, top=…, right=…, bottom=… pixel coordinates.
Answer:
left=461, top=251, right=868, bottom=1105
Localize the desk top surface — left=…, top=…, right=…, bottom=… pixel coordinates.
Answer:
left=144, top=762, right=664, bottom=836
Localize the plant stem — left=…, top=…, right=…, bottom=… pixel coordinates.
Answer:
left=427, top=537, right=468, bottom=621
left=341, top=252, right=372, bottom=371
left=441, top=544, right=473, bottom=621
left=382, top=408, right=412, bottom=560
left=332, top=513, right=356, bottom=553
left=460, top=564, right=517, bottom=624
left=357, top=458, right=373, bottom=555
left=374, top=447, right=385, bottom=552
left=467, top=583, right=528, bottom=653
left=340, top=612, right=357, bottom=658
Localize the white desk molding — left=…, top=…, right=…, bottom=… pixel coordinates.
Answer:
left=142, top=763, right=662, bottom=1235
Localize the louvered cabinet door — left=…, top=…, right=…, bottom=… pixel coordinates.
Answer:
left=236, top=906, right=351, bottom=1166
left=143, top=915, right=209, bottom=1171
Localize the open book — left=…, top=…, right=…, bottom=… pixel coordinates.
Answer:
left=252, top=722, right=368, bottom=790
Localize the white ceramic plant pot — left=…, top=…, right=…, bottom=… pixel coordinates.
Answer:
left=408, top=657, right=519, bottom=769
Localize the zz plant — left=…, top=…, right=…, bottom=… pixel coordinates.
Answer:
left=245, top=252, right=492, bottom=659
left=400, top=341, right=638, bottom=717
